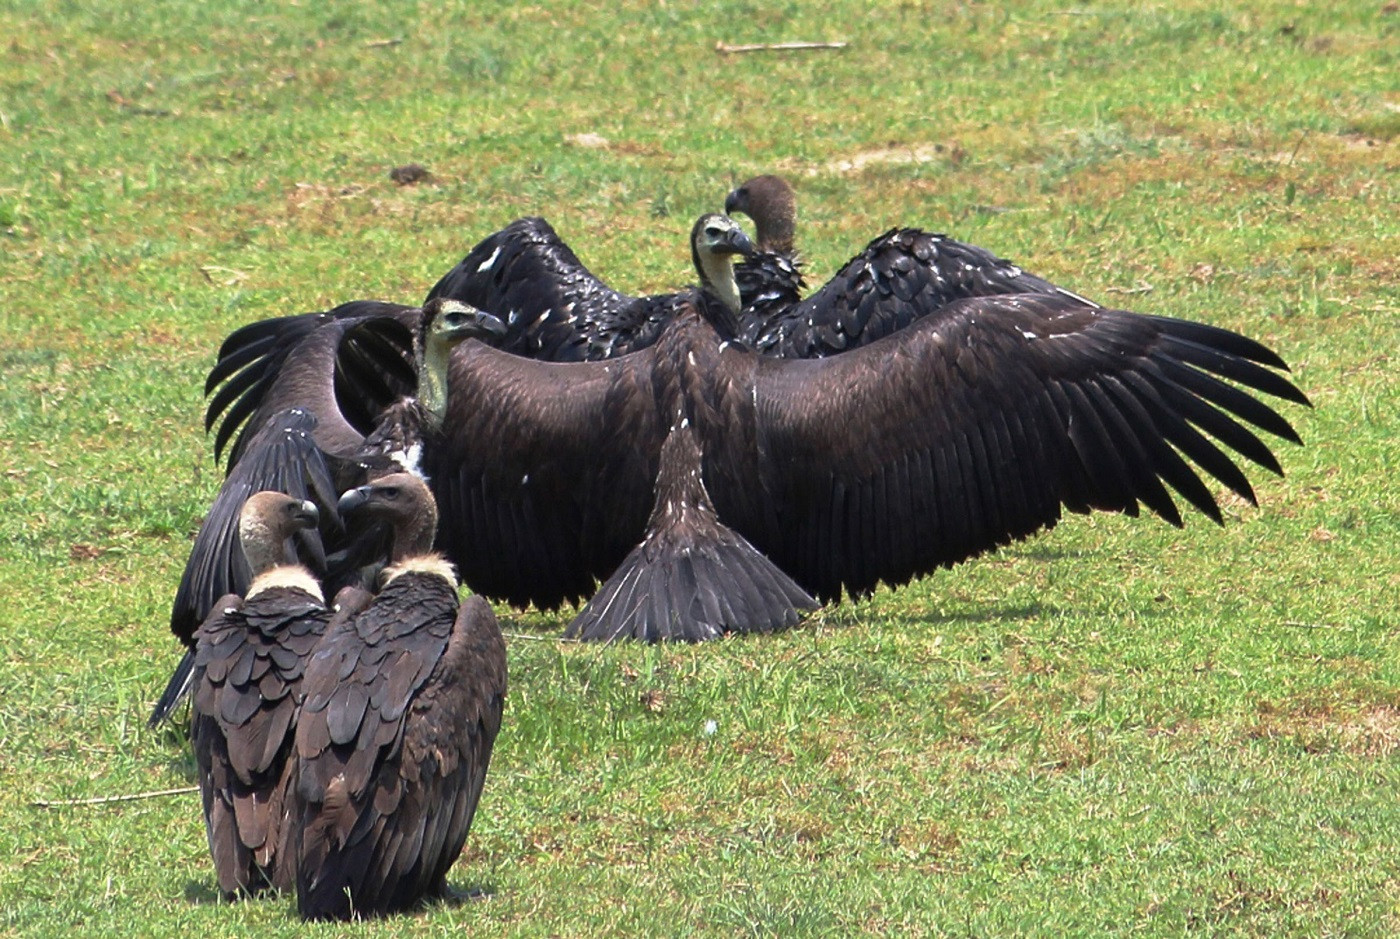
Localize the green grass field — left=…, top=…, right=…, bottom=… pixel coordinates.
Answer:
left=1, top=0, right=1397, bottom=934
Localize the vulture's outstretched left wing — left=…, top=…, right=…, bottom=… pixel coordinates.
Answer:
left=715, top=292, right=1309, bottom=602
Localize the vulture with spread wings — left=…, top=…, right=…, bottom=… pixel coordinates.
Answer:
left=420, top=214, right=1309, bottom=641
left=170, top=205, right=1307, bottom=650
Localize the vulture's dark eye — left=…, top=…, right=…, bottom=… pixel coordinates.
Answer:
left=705, top=226, right=724, bottom=238
left=380, top=487, right=401, bottom=499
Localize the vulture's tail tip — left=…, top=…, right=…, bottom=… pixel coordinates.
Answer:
left=147, top=647, right=197, bottom=728
left=565, top=521, right=818, bottom=644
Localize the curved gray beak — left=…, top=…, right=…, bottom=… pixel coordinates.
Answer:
left=720, top=225, right=756, bottom=258
left=462, top=308, right=508, bottom=341
left=337, top=486, right=370, bottom=516
left=293, top=499, right=321, bottom=528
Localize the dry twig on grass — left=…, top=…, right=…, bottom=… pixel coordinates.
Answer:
left=715, top=40, right=847, bottom=54
left=31, top=786, right=199, bottom=809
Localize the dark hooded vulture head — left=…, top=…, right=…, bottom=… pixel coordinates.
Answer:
left=725, top=174, right=797, bottom=255
left=336, top=472, right=439, bottom=563
left=237, top=491, right=320, bottom=577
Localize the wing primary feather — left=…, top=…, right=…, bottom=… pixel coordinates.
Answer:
left=1157, top=334, right=1311, bottom=406
left=1079, top=379, right=1184, bottom=526
left=1156, top=315, right=1298, bottom=374
left=1117, top=371, right=1259, bottom=505
left=1155, top=358, right=1303, bottom=444
left=1151, top=366, right=1290, bottom=474
left=205, top=335, right=279, bottom=397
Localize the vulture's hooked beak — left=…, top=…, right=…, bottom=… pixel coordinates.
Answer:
left=724, top=186, right=746, bottom=217
left=717, top=225, right=756, bottom=259
left=293, top=499, right=320, bottom=528
left=435, top=299, right=509, bottom=343
left=458, top=307, right=508, bottom=342
left=337, top=487, right=370, bottom=516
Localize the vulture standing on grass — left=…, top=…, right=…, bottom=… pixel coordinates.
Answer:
left=178, top=204, right=1309, bottom=646
left=418, top=212, right=1310, bottom=641
left=152, top=299, right=506, bottom=725
left=723, top=173, right=1098, bottom=356
left=190, top=491, right=331, bottom=898
left=294, top=473, right=506, bottom=921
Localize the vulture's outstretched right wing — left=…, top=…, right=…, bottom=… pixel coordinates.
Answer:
left=426, top=340, right=666, bottom=610
left=206, top=303, right=418, bottom=469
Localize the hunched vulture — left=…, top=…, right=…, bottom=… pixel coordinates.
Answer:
left=152, top=299, right=506, bottom=725
left=294, top=473, right=506, bottom=921
left=190, top=491, right=330, bottom=898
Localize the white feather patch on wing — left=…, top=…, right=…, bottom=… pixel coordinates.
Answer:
left=391, top=442, right=424, bottom=475
left=476, top=244, right=502, bottom=273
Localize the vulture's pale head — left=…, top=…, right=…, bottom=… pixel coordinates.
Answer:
left=238, top=491, right=321, bottom=594
left=419, top=298, right=507, bottom=356
left=690, top=213, right=755, bottom=319
left=238, top=491, right=319, bottom=564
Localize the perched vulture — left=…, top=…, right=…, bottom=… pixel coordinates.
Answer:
left=417, top=213, right=1310, bottom=641
left=294, top=474, right=507, bottom=921
left=723, top=173, right=1096, bottom=356
left=151, top=299, right=506, bottom=725
left=190, top=491, right=330, bottom=898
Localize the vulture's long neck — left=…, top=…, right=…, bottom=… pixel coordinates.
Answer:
left=757, top=204, right=796, bottom=256
left=239, top=513, right=291, bottom=579
left=391, top=500, right=439, bottom=565
left=693, top=250, right=743, bottom=337
left=417, top=333, right=453, bottom=424
left=381, top=500, right=453, bottom=587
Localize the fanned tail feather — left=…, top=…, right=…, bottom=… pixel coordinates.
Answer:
left=566, top=518, right=817, bottom=643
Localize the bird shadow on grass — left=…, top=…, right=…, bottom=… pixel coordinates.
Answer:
left=1009, top=545, right=1092, bottom=562
left=811, top=601, right=1053, bottom=634
left=874, top=603, right=1057, bottom=634
left=179, top=880, right=496, bottom=915
left=436, top=881, right=496, bottom=907
left=181, top=880, right=223, bottom=906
